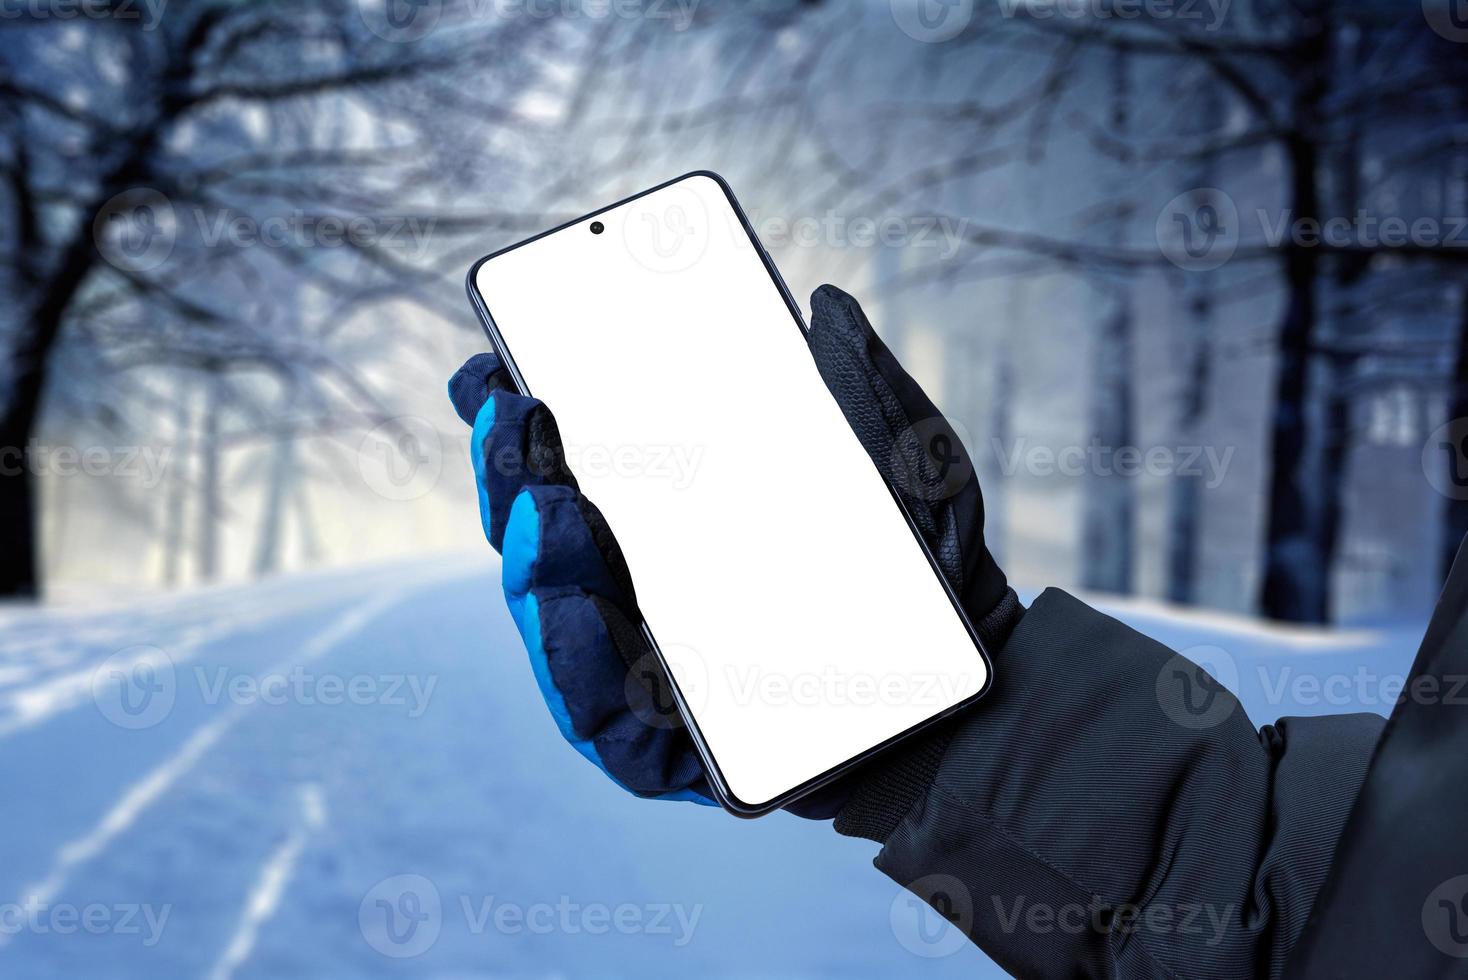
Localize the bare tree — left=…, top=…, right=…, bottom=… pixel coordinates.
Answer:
left=0, top=0, right=560, bottom=594
left=1080, top=46, right=1136, bottom=595
left=1166, top=78, right=1221, bottom=605
left=948, top=0, right=1467, bottom=621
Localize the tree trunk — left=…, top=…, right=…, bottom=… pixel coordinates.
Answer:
left=293, top=475, right=322, bottom=566
left=196, top=375, right=222, bottom=581
left=0, top=44, right=187, bottom=596
left=0, top=414, right=38, bottom=597
left=161, top=382, right=194, bottom=587
left=1441, top=99, right=1468, bottom=583
left=1443, top=292, right=1468, bottom=580
left=1167, top=295, right=1211, bottom=605
left=0, top=233, right=96, bottom=597
left=1082, top=296, right=1136, bottom=594
left=1166, top=83, right=1221, bottom=606
left=253, top=391, right=296, bottom=579
left=985, top=300, right=1017, bottom=570
left=1258, top=20, right=1332, bottom=623
left=1081, top=47, right=1135, bottom=595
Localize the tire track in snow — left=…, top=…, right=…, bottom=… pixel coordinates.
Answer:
left=0, top=556, right=488, bottom=739
left=206, top=784, right=327, bottom=980
left=0, top=582, right=433, bottom=949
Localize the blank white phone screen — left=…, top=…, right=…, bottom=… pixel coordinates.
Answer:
left=472, top=174, right=987, bottom=809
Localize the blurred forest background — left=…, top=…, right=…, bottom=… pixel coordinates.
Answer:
left=4, top=0, right=1467, bottom=626
left=4, top=2, right=1467, bottom=978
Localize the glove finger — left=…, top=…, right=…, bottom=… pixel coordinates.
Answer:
left=506, top=483, right=639, bottom=614
left=448, top=351, right=513, bottom=425
left=503, top=486, right=665, bottom=718
left=469, top=388, right=578, bottom=552
left=539, top=591, right=711, bottom=801
left=807, top=283, right=1006, bottom=622
left=501, top=488, right=711, bottom=802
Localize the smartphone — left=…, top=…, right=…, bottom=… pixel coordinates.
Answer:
left=466, top=172, right=991, bottom=816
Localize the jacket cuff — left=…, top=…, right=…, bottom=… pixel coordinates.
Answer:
left=833, top=723, right=953, bottom=842
left=833, top=587, right=1024, bottom=843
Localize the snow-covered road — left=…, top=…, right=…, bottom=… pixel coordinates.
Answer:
left=0, top=558, right=1427, bottom=978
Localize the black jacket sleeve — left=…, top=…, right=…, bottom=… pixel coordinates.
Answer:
left=835, top=588, right=1385, bottom=980
left=1285, top=541, right=1468, bottom=977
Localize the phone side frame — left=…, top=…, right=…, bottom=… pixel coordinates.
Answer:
left=464, top=169, right=993, bottom=818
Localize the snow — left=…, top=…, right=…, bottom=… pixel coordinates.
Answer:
left=0, top=560, right=1428, bottom=978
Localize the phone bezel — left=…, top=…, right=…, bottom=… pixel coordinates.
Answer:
left=465, top=170, right=993, bottom=817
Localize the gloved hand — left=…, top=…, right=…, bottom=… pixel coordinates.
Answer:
left=448, top=285, right=1021, bottom=819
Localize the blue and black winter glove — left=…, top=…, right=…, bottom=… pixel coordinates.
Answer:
left=448, top=285, right=1022, bottom=821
